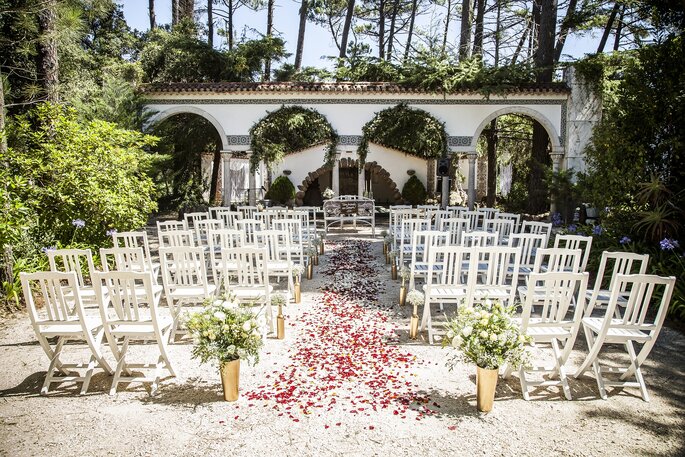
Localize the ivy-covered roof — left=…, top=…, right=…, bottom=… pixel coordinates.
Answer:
left=141, top=81, right=570, bottom=95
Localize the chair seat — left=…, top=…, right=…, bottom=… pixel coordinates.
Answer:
left=423, top=284, right=468, bottom=299
left=37, top=316, right=102, bottom=336
left=582, top=317, right=652, bottom=340
left=110, top=315, right=173, bottom=336
left=231, top=285, right=274, bottom=300
left=472, top=288, right=510, bottom=299
left=267, top=261, right=292, bottom=271
left=169, top=285, right=216, bottom=299
left=513, top=317, right=573, bottom=339
left=413, top=264, right=443, bottom=272
left=586, top=290, right=629, bottom=304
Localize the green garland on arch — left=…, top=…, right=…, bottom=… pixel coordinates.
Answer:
left=249, top=105, right=339, bottom=171
left=357, top=103, right=448, bottom=166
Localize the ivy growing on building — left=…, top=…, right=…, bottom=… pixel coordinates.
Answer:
left=249, top=105, right=339, bottom=171
left=357, top=103, right=448, bottom=166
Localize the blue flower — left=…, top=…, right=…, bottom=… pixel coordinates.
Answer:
left=592, top=225, right=603, bottom=236
left=106, top=228, right=118, bottom=237
left=72, top=219, right=85, bottom=228
left=660, top=238, right=680, bottom=251
left=40, top=246, right=56, bottom=254
left=567, top=224, right=577, bottom=233
left=551, top=212, right=563, bottom=227
left=619, top=236, right=631, bottom=245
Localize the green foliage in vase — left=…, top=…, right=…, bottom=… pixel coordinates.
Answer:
left=186, top=299, right=264, bottom=367
left=249, top=105, right=339, bottom=171
left=358, top=103, right=447, bottom=166
left=401, top=175, right=427, bottom=205
left=265, top=176, right=296, bottom=205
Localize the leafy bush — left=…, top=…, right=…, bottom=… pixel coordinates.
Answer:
left=402, top=175, right=427, bottom=205
left=265, top=176, right=296, bottom=205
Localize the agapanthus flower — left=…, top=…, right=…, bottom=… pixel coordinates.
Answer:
left=567, top=224, right=577, bottom=233
left=592, top=225, right=603, bottom=236
left=660, top=238, right=680, bottom=251
left=551, top=212, right=563, bottom=227
left=106, top=228, right=117, bottom=236
left=72, top=219, right=85, bottom=228
left=40, top=246, right=56, bottom=254
left=619, top=236, right=631, bottom=245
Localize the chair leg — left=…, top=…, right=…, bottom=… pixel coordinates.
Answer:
left=584, top=328, right=608, bottom=400
left=551, top=338, right=572, bottom=400
left=625, top=341, right=650, bottom=402
left=157, top=336, right=176, bottom=378
left=41, top=337, right=67, bottom=395
left=85, top=326, right=114, bottom=375
left=80, top=353, right=97, bottom=395
left=110, top=336, right=130, bottom=396
left=519, top=366, right=530, bottom=401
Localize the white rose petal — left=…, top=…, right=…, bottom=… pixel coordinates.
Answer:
left=214, top=311, right=226, bottom=320
left=451, top=336, right=462, bottom=348
left=489, top=333, right=498, bottom=341
left=462, top=326, right=472, bottom=337
left=242, top=321, right=251, bottom=332
left=480, top=330, right=488, bottom=339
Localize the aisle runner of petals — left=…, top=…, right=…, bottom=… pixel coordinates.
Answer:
left=244, top=239, right=440, bottom=425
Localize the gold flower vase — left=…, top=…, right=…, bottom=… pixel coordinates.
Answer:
left=391, top=263, right=397, bottom=280
left=476, top=367, right=499, bottom=412
left=319, top=242, right=325, bottom=255
left=313, top=254, right=319, bottom=266
left=399, top=285, right=407, bottom=306
left=385, top=252, right=390, bottom=264
left=277, top=305, right=285, bottom=340
left=294, top=280, right=301, bottom=303
left=383, top=243, right=388, bottom=255
left=409, top=313, right=419, bottom=339
left=220, top=359, right=240, bottom=402
left=306, top=261, right=313, bottom=280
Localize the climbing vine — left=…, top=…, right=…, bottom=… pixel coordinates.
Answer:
left=249, top=105, right=339, bottom=171
left=357, top=103, right=448, bottom=166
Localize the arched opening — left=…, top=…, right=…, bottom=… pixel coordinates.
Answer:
left=471, top=108, right=561, bottom=215
left=149, top=112, right=224, bottom=211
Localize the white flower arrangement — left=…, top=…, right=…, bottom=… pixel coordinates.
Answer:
left=322, top=187, right=335, bottom=199
left=399, top=265, right=411, bottom=283
left=291, top=264, right=305, bottom=278
left=443, top=300, right=530, bottom=370
left=406, top=289, right=424, bottom=308
left=449, top=190, right=467, bottom=206
left=384, top=234, right=394, bottom=245
left=271, top=293, right=287, bottom=307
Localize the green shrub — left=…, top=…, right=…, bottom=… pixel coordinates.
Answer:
left=265, top=176, right=296, bottom=205
left=402, top=175, right=427, bottom=205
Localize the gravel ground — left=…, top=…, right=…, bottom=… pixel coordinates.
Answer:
left=1, top=230, right=684, bottom=457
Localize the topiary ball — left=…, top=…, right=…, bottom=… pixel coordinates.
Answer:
left=402, top=175, right=427, bottom=205
left=265, top=176, right=296, bottom=205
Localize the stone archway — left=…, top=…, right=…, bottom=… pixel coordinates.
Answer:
left=296, top=164, right=332, bottom=206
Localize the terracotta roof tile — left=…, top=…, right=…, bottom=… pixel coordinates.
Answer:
left=141, top=81, right=570, bottom=95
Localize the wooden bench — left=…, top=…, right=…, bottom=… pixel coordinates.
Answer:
left=323, top=196, right=375, bottom=236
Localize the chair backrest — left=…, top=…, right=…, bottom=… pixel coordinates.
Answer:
left=532, top=248, right=583, bottom=274
left=484, top=219, right=515, bottom=244
left=255, top=229, right=291, bottom=263
left=112, top=231, right=153, bottom=267
left=157, top=220, right=188, bottom=232
left=21, top=271, right=84, bottom=325
left=236, top=219, right=265, bottom=245
left=439, top=217, right=469, bottom=245
left=446, top=206, right=468, bottom=217
left=461, top=210, right=482, bottom=231
left=554, top=234, right=593, bottom=271
left=472, top=246, right=521, bottom=305
left=431, top=210, right=451, bottom=230
left=183, top=211, right=208, bottom=229
left=428, top=245, right=474, bottom=287
left=222, top=247, right=270, bottom=291
left=215, top=210, right=243, bottom=229
left=398, top=217, right=430, bottom=264
left=605, top=274, right=675, bottom=333
left=159, top=246, right=211, bottom=293
left=591, top=251, right=650, bottom=299
left=496, top=212, right=521, bottom=233
left=391, top=208, right=422, bottom=238
left=298, top=206, right=320, bottom=229
left=461, top=230, right=498, bottom=247
left=410, top=230, right=448, bottom=265
left=237, top=206, right=258, bottom=219
left=521, top=221, right=552, bottom=246
left=209, top=206, right=231, bottom=219
left=100, top=247, right=147, bottom=273
left=521, top=272, right=589, bottom=328
left=476, top=207, right=500, bottom=223
left=159, top=229, right=195, bottom=248
left=47, top=248, right=96, bottom=288
left=93, top=270, right=161, bottom=324
left=194, top=219, right=225, bottom=247
left=508, top=233, right=547, bottom=268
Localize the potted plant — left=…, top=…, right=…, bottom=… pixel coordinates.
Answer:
left=186, top=299, right=264, bottom=402
left=406, top=289, right=423, bottom=340
left=443, top=300, right=530, bottom=412
left=272, top=293, right=286, bottom=340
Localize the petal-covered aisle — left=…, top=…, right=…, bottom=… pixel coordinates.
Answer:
left=245, top=239, right=440, bottom=425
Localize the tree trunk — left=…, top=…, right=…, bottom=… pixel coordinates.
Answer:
left=378, top=0, right=386, bottom=59
left=403, top=0, right=418, bottom=62
left=208, top=0, right=214, bottom=46
left=264, top=0, right=274, bottom=81
left=534, top=0, right=556, bottom=83
left=554, top=0, right=577, bottom=63
left=613, top=4, right=625, bottom=51
left=486, top=119, right=497, bottom=206
left=339, top=0, right=355, bottom=58
left=227, top=0, right=234, bottom=50
left=472, top=0, right=485, bottom=57
left=172, top=0, right=179, bottom=25
left=210, top=148, right=222, bottom=204
left=528, top=123, right=551, bottom=213
left=442, top=0, right=452, bottom=55
left=458, top=0, right=471, bottom=60
left=386, top=0, right=399, bottom=60
left=295, top=0, right=308, bottom=70
left=511, top=17, right=530, bottom=64
left=38, top=0, right=59, bottom=103
left=180, top=0, right=195, bottom=21
left=597, top=2, right=619, bottom=53
left=149, top=0, right=156, bottom=29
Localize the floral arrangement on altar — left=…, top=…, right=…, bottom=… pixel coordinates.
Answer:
left=322, top=187, right=335, bottom=199
left=186, top=298, right=264, bottom=367
left=449, top=190, right=467, bottom=206
left=443, top=300, right=530, bottom=370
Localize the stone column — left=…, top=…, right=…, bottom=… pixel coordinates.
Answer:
left=246, top=152, right=257, bottom=206
left=221, top=151, right=232, bottom=206
left=466, top=151, right=477, bottom=210
left=201, top=153, right=213, bottom=202
left=357, top=162, right=365, bottom=197
left=426, top=159, right=437, bottom=198
left=332, top=151, right=341, bottom=196
left=549, top=151, right=565, bottom=216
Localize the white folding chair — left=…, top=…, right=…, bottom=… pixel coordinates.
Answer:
left=256, top=229, right=295, bottom=299
left=461, top=210, right=482, bottom=231
left=446, top=206, right=467, bottom=217
left=159, top=246, right=216, bottom=337
left=518, top=248, right=583, bottom=304
left=93, top=270, right=176, bottom=395
left=470, top=246, right=521, bottom=306
left=421, top=246, right=475, bottom=344
left=510, top=271, right=589, bottom=400
left=156, top=220, right=188, bottom=233
left=273, top=219, right=307, bottom=267
left=476, top=207, right=500, bottom=226
left=20, top=271, right=113, bottom=395
left=484, top=219, right=515, bottom=245
left=207, top=228, right=245, bottom=286
left=398, top=217, right=430, bottom=266
left=237, top=205, right=258, bottom=219
left=158, top=229, right=195, bottom=249
left=431, top=210, right=451, bottom=231
left=521, top=221, right=553, bottom=247
left=585, top=251, right=650, bottom=317
left=574, top=274, right=676, bottom=401
left=111, top=231, right=160, bottom=282
left=554, top=234, right=593, bottom=272
left=215, top=210, right=243, bottom=229
left=439, top=217, right=469, bottom=246
left=408, top=230, right=448, bottom=289
left=496, top=212, right=521, bottom=233
left=194, top=218, right=224, bottom=248
left=209, top=206, right=231, bottom=219
left=183, top=211, right=208, bottom=230
left=236, top=218, right=264, bottom=245
left=508, top=233, right=547, bottom=282
left=47, top=248, right=98, bottom=306
left=461, top=230, right=499, bottom=247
